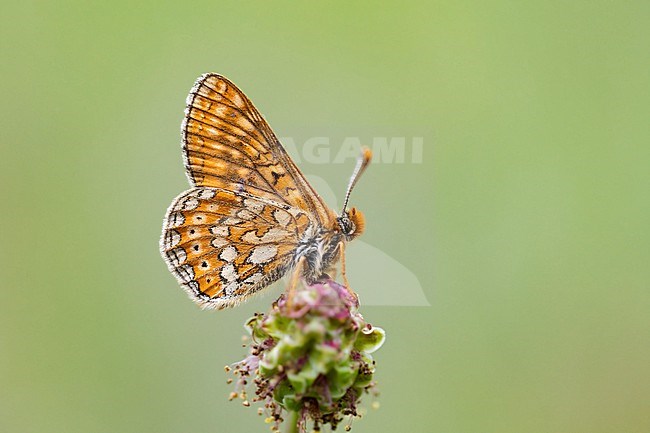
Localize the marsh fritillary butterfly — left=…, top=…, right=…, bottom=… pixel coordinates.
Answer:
left=160, top=74, right=371, bottom=309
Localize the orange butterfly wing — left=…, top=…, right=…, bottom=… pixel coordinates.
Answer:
left=181, top=73, right=335, bottom=225
left=161, top=187, right=312, bottom=309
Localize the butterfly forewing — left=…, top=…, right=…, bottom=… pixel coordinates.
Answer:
left=182, top=74, right=334, bottom=225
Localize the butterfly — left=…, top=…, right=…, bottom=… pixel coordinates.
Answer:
left=160, top=73, right=371, bottom=309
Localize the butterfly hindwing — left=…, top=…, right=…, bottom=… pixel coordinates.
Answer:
left=160, top=186, right=313, bottom=309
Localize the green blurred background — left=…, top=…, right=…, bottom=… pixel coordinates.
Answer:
left=2, top=1, right=649, bottom=432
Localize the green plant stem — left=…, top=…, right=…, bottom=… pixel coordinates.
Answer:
left=285, top=410, right=299, bottom=433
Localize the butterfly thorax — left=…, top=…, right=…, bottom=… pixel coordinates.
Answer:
left=295, top=207, right=365, bottom=283
left=294, top=223, right=344, bottom=283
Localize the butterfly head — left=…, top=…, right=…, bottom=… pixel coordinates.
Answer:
left=338, top=207, right=365, bottom=241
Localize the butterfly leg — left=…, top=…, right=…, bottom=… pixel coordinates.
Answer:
left=338, top=241, right=359, bottom=304
left=286, top=256, right=307, bottom=308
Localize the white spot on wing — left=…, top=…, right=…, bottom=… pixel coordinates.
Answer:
left=242, top=272, right=263, bottom=286
left=262, top=227, right=290, bottom=242
left=168, top=212, right=185, bottom=227
left=219, top=245, right=237, bottom=262
left=210, top=226, right=229, bottom=236
left=211, top=237, right=228, bottom=248
left=181, top=198, right=199, bottom=210
left=224, top=281, right=238, bottom=296
left=221, top=263, right=238, bottom=282
left=165, top=230, right=181, bottom=248
left=273, top=209, right=291, bottom=227
left=198, top=189, right=216, bottom=199
left=237, top=209, right=255, bottom=220
left=167, top=248, right=187, bottom=266
left=241, top=230, right=259, bottom=244
left=249, top=245, right=278, bottom=264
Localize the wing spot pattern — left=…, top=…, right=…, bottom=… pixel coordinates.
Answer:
left=248, top=245, right=278, bottom=264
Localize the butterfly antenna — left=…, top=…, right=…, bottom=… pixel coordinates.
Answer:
left=342, top=147, right=372, bottom=213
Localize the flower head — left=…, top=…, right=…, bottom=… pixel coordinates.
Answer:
left=229, top=279, right=385, bottom=432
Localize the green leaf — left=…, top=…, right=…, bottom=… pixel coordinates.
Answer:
left=354, top=326, right=386, bottom=353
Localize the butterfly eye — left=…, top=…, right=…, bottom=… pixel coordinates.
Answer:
left=337, top=215, right=355, bottom=238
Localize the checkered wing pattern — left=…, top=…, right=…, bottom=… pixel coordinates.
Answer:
left=161, top=187, right=312, bottom=309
